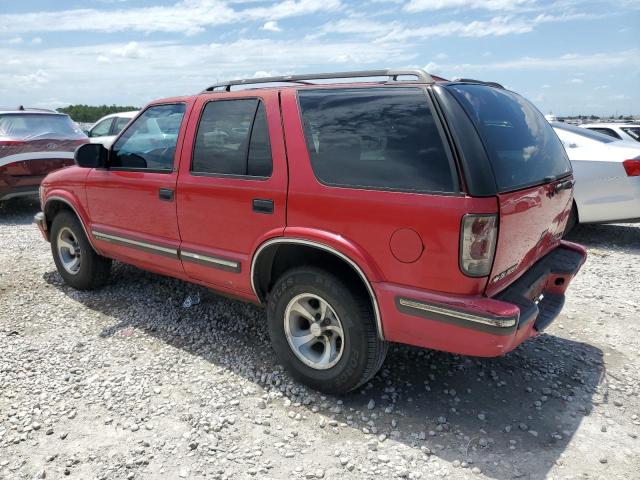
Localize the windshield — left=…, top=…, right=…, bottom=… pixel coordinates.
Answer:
left=447, top=84, right=571, bottom=192
left=552, top=122, right=616, bottom=143
left=0, top=113, right=86, bottom=140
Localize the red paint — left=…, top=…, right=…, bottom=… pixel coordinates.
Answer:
left=389, top=228, right=424, bottom=263
left=39, top=83, right=586, bottom=359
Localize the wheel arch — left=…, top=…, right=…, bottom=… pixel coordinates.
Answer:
left=251, top=238, right=384, bottom=340
left=44, top=195, right=98, bottom=251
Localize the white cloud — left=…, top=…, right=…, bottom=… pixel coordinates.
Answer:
left=442, top=50, right=640, bottom=71
left=541, top=84, right=550, bottom=89
left=31, top=37, right=43, bottom=45
left=0, top=37, right=415, bottom=104
left=569, top=78, right=583, bottom=84
left=262, top=21, right=281, bottom=32
left=435, top=53, right=448, bottom=60
left=0, top=0, right=342, bottom=35
left=405, top=0, right=529, bottom=12
left=120, top=41, right=144, bottom=59
left=8, top=37, right=23, bottom=44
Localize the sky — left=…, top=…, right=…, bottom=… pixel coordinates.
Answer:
left=1, top=0, right=639, bottom=116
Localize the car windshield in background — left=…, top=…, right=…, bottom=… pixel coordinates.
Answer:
left=447, top=84, right=571, bottom=192
left=553, top=122, right=617, bottom=143
left=621, top=126, right=640, bottom=142
left=0, top=114, right=85, bottom=140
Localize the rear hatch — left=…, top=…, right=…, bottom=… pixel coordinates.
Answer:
left=445, top=84, right=573, bottom=296
left=0, top=113, right=87, bottom=173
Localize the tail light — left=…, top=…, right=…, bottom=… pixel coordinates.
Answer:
left=460, top=214, right=498, bottom=277
left=623, top=159, right=640, bottom=177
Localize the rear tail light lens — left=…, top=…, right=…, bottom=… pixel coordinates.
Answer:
left=623, top=159, right=640, bottom=177
left=460, top=214, right=498, bottom=277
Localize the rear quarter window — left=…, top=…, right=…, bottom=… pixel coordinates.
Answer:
left=297, top=87, right=456, bottom=193
left=447, top=84, right=571, bottom=192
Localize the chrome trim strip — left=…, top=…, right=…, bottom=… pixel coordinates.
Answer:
left=44, top=196, right=97, bottom=250
left=398, top=298, right=517, bottom=328
left=92, top=230, right=178, bottom=256
left=251, top=238, right=384, bottom=340
left=180, top=250, right=240, bottom=270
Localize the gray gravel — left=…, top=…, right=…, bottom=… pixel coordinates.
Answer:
left=1, top=197, right=639, bottom=480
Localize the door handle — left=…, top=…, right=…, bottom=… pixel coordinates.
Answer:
left=252, top=198, right=274, bottom=214
left=159, top=188, right=174, bottom=201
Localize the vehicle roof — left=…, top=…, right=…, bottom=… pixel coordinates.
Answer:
left=0, top=109, right=65, bottom=116
left=580, top=122, right=640, bottom=128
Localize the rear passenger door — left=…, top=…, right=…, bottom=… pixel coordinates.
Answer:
left=176, top=91, right=288, bottom=294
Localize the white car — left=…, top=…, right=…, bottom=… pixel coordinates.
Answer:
left=579, top=122, right=640, bottom=143
left=87, top=111, right=138, bottom=147
left=552, top=122, right=640, bottom=227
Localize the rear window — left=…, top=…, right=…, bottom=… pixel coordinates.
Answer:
left=553, top=122, right=616, bottom=143
left=621, top=126, right=640, bottom=142
left=0, top=114, right=85, bottom=140
left=447, top=84, right=571, bottom=192
left=298, top=88, right=456, bottom=193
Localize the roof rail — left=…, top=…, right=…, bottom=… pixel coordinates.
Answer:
left=202, top=69, right=435, bottom=92
left=452, top=78, right=504, bottom=89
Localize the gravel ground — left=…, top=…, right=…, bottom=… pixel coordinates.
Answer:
left=1, top=197, right=638, bottom=480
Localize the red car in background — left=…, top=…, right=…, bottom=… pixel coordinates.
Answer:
left=0, top=107, right=87, bottom=202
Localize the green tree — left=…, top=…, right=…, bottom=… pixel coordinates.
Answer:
left=57, top=104, right=139, bottom=123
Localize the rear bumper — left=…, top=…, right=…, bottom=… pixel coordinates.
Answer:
left=377, top=241, right=587, bottom=357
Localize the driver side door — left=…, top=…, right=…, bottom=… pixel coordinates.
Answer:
left=86, top=102, right=192, bottom=277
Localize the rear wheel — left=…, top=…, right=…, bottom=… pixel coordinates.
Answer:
left=267, top=267, right=387, bottom=394
left=50, top=211, right=111, bottom=290
left=564, top=202, right=579, bottom=236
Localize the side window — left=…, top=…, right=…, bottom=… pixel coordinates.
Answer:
left=298, top=88, right=455, bottom=193
left=192, top=99, right=272, bottom=177
left=111, top=104, right=186, bottom=172
left=90, top=118, right=113, bottom=137
left=113, top=116, right=132, bottom=134
left=590, top=128, right=621, bottom=139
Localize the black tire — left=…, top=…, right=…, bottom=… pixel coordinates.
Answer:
left=564, top=202, right=579, bottom=237
left=267, top=266, right=387, bottom=394
left=50, top=210, right=111, bottom=290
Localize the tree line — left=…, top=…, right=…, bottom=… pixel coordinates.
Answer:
left=57, top=104, right=139, bottom=123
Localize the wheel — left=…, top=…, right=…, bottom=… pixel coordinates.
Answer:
left=564, top=202, right=578, bottom=236
left=267, top=266, right=387, bottom=394
left=50, top=210, right=111, bottom=290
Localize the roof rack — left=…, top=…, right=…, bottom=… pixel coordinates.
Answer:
left=452, top=78, right=504, bottom=89
left=203, top=69, right=436, bottom=92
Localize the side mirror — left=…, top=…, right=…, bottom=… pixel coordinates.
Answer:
left=75, top=143, right=108, bottom=168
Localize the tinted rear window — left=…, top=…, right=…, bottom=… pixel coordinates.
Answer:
left=447, top=84, right=571, bottom=191
left=298, top=88, right=456, bottom=193
left=621, top=126, right=640, bottom=142
left=0, top=114, right=85, bottom=140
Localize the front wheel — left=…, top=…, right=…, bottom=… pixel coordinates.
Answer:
left=267, top=267, right=387, bottom=394
left=50, top=211, right=111, bottom=290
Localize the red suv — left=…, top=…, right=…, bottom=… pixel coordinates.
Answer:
left=35, top=70, right=586, bottom=394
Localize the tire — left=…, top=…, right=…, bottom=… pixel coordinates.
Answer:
left=564, top=202, right=579, bottom=236
left=50, top=210, right=111, bottom=290
left=267, top=266, right=387, bottom=394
